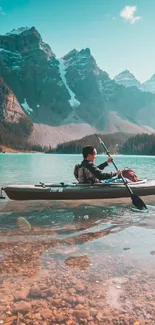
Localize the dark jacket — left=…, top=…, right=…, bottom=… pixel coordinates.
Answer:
left=74, top=159, right=117, bottom=184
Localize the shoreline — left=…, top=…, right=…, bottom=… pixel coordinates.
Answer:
left=0, top=146, right=42, bottom=153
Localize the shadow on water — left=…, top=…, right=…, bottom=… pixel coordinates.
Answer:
left=0, top=198, right=155, bottom=231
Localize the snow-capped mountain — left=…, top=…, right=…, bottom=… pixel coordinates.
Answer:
left=114, top=70, right=143, bottom=89
left=143, top=74, right=155, bottom=94
left=5, top=27, right=54, bottom=57
left=115, top=70, right=155, bottom=94
left=1, top=26, right=155, bottom=148
left=0, top=26, right=74, bottom=125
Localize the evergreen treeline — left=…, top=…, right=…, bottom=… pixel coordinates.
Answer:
left=120, top=133, right=155, bottom=155
left=0, top=119, right=48, bottom=152
left=46, top=133, right=131, bottom=154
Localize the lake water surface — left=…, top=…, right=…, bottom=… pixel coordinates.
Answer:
left=0, top=153, right=155, bottom=324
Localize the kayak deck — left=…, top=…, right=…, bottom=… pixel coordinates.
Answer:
left=2, top=180, right=155, bottom=201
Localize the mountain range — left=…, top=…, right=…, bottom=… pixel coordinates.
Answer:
left=0, top=27, right=155, bottom=148
left=114, top=70, right=155, bottom=93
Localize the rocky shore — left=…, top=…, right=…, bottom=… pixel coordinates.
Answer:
left=0, top=219, right=155, bottom=325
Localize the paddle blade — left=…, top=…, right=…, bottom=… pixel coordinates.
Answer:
left=131, top=194, right=147, bottom=211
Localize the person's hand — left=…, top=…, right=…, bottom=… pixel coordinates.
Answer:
left=107, top=156, right=113, bottom=164
left=116, top=170, right=122, bottom=176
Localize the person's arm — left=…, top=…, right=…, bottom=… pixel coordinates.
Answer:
left=97, top=157, right=113, bottom=170
left=86, top=162, right=117, bottom=180
left=97, top=161, right=108, bottom=170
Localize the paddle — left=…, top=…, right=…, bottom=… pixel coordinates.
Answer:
left=95, top=134, right=147, bottom=211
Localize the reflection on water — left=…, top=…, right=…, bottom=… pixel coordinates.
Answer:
left=0, top=200, right=155, bottom=324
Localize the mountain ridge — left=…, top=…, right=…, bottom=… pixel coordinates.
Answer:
left=0, top=26, right=155, bottom=149
left=114, top=70, right=155, bottom=94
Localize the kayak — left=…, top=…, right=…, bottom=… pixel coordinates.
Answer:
left=1, top=180, right=155, bottom=201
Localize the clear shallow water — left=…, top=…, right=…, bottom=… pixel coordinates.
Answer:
left=0, top=154, right=155, bottom=323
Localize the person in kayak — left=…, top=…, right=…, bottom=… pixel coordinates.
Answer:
left=74, top=145, right=121, bottom=184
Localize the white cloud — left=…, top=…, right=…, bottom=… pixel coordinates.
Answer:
left=120, top=6, right=141, bottom=24
left=0, top=6, right=5, bottom=15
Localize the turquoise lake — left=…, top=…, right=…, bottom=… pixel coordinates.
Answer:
left=0, top=153, right=155, bottom=323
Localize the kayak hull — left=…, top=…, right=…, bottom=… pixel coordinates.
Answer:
left=2, top=180, right=155, bottom=201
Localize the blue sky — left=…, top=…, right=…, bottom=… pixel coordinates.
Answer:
left=0, top=0, right=154, bottom=82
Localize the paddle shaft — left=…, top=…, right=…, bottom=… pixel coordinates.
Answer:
left=95, top=135, right=134, bottom=196
left=95, top=134, right=147, bottom=210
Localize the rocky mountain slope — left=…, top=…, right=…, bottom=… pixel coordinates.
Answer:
left=28, top=123, right=98, bottom=148
left=0, top=27, right=155, bottom=148
left=0, top=77, right=26, bottom=123
left=0, top=77, right=33, bottom=149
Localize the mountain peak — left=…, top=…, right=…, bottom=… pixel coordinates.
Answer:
left=80, top=47, right=91, bottom=55
left=150, top=74, right=155, bottom=80
left=143, top=74, right=155, bottom=93
left=63, top=48, right=92, bottom=60
left=1, top=26, right=55, bottom=57
left=124, top=69, right=130, bottom=72
left=63, top=47, right=97, bottom=74
left=115, top=70, right=136, bottom=81
left=6, top=27, right=30, bottom=35
left=5, top=26, right=38, bottom=37
left=63, top=49, right=78, bottom=60
left=114, top=70, right=141, bottom=89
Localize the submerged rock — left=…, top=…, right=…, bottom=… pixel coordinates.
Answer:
left=16, top=217, right=31, bottom=232
left=65, top=255, right=91, bottom=269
